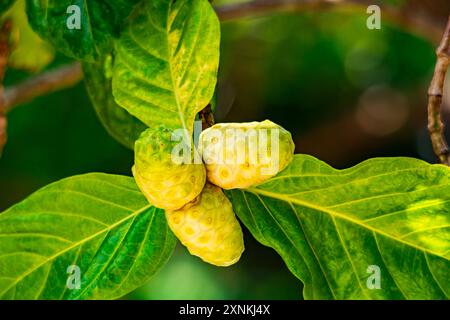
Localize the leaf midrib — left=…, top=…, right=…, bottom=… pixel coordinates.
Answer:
left=248, top=188, right=449, bottom=259
left=253, top=192, right=337, bottom=299
left=70, top=213, right=139, bottom=299
left=0, top=204, right=152, bottom=298
left=166, top=1, right=189, bottom=135
left=262, top=166, right=437, bottom=197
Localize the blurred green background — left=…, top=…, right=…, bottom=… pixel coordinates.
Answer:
left=1, top=1, right=448, bottom=299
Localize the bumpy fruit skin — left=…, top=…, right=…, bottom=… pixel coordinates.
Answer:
left=166, top=183, right=244, bottom=267
left=199, top=120, right=295, bottom=189
left=133, top=126, right=206, bottom=211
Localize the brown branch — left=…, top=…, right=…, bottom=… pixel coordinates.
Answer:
left=216, top=0, right=322, bottom=20
left=215, top=0, right=373, bottom=21
left=216, top=0, right=443, bottom=42
left=2, top=62, right=83, bottom=113
left=427, top=15, right=450, bottom=165
left=2, top=0, right=445, bottom=114
left=0, top=20, right=12, bottom=156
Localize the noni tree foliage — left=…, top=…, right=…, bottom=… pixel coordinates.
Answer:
left=0, top=0, right=448, bottom=300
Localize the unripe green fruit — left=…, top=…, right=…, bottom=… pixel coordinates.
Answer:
left=166, top=183, right=244, bottom=267
left=199, top=120, right=295, bottom=189
left=133, top=126, right=206, bottom=211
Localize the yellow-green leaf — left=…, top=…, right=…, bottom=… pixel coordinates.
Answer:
left=83, top=56, right=147, bottom=150
left=227, top=155, right=450, bottom=300
left=112, top=0, right=220, bottom=135
left=0, top=173, right=176, bottom=300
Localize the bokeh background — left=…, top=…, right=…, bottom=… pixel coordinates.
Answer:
left=1, top=0, right=450, bottom=299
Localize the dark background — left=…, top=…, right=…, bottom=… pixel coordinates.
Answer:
left=1, top=1, right=449, bottom=299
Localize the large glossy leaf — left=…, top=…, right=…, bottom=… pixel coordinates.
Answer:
left=83, top=56, right=147, bottom=150
left=0, top=173, right=176, bottom=300
left=112, top=0, right=220, bottom=135
left=227, top=155, right=450, bottom=300
left=2, top=0, right=54, bottom=72
left=26, top=0, right=142, bottom=61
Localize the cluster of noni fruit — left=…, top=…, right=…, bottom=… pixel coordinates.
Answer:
left=133, top=120, right=295, bottom=266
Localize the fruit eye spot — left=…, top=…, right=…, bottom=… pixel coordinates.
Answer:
left=191, top=209, right=200, bottom=218
left=171, top=216, right=181, bottom=225
left=219, top=169, right=230, bottom=178
left=198, top=235, right=210, bottom=244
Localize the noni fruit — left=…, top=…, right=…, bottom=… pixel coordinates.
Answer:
left=166, top=183, right=244, bottom=266
left=198, top=120, right=295, bottom=189
left=133, top=126, right=206, bottom=211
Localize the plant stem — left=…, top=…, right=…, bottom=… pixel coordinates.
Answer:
left=428, top=15, right=450, bottom=165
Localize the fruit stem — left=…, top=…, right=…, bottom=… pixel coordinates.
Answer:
left=199, top=104, right=215, bottom=130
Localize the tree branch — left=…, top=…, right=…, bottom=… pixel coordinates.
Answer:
left=427, top=15, right=450, bottom=165
left=2, top=62, right=82, bottom=113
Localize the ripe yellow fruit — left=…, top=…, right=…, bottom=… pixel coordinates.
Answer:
left=133, top=126, right=206, bottom=211
left=198, top=120, right=295, bottom=189
left=166, top=183, right=244, bottom=266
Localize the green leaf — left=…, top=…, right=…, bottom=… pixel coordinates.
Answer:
left=83, top=55, right=147, bottom=150
left=26, top=0, right=142, bottom=61
left=0, top=0, right=14, bottom=15
left=0, top=173, right=176, bottom=300
left=227, top=155, right=450, bottom=300
left=2, top=0, right=54, bottom=72
left=112, top=0, right=220, bottom=135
